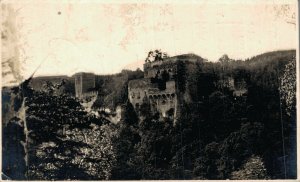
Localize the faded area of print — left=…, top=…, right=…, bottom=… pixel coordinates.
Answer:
left=1, top=1, right=297, bottom=180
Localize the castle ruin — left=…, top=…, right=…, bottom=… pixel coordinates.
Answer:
left=128, top=54, right=203, bottom=120
left=74, top=72, right=97, bottom=100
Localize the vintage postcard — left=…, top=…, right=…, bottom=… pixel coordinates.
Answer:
left=1, top=0, right=298, bottom=181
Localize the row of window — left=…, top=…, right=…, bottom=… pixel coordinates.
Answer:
left=145, top=68, right=176, bottom=76
left=130, top=91, right=176, bottom=100
left=149, top=93, right=175, bottom=99
left=150, top=98, right=174, bottom=105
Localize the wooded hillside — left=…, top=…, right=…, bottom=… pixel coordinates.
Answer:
left=2, top=50, right=296, bottom=180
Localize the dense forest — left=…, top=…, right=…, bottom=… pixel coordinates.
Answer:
left=2, top=50, right=296, bottom=180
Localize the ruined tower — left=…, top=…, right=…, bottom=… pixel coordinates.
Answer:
left=74, top=72, right=96, bottom=99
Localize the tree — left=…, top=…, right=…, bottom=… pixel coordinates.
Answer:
left=145, top=49, right=169, bottom=63
left=280, top=57, right=296, bottom=116
left=65, top=124, right=117, bottom=180
left=135, top=117, right=173, bottom=180
left=2, top=117, right=26, bottom=180
left=218, top=54, right=231, bottom=63
left=279, top=56, right=297, bottom=179
left=24, top=83, right=116, bottom=180
left=110, top=102, right=141, bottom=180
left=193, top=142, right=219, bottom=179
left=231, top=155, right=269, bottom=179
left=176, top=60, right=187, bottom=93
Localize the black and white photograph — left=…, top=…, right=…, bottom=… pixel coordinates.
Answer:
left=1, top=0, right=298, bottom=180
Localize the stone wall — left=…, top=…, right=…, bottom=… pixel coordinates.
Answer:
left=128, top=78, right=153, bottom=110
left=148, top=80, right=177, bottom=118
left=144, top=59, right=177, bottom=79
left=74, top=72, right=95, bottom=99
left=128, top=53, right=204, bottom=120
left=129, top=87, right=148, bottom=109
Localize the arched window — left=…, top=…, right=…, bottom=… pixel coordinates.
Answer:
left=135, top=103, right=140, bottom=110
left=137, top=92, right=141, bottom=99
left=167, top=108, right=175, bottom=117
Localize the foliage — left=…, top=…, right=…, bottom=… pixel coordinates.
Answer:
left=231, top=155, right=269, bottom=179
left=2, top=49, right=296, bottom=180
left=134, top=117, right=173, bottom=180
left=67, top=124, right=117, bottom=180
left=2, top=117, right=26, bottom=180
left=12, top=84, right=117, bottom=180
left=145, top=49, right=169, bottom=63
left=93, top=69, right=143, bottom=109
left=110, top=102, right=140, bottom=180
left=176, top=60, right=187, bottom=93
left=280, top=57, right=296, bottom=116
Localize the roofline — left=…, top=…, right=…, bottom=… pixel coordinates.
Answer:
left=72, top=72, right=95, bottom=76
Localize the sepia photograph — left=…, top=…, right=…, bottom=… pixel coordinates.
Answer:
left=1, top=0, right=298, bottom=180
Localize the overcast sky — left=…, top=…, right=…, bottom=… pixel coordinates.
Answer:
left=5, top=0, right=297, bottom=78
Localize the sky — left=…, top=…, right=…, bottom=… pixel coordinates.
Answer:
left=2, top=0, right=297, bottom=80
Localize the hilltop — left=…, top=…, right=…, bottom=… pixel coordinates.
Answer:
left=2, top=49, right=296, bottom=180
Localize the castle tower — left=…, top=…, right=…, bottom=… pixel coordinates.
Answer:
left=128, top=53, right=203, bottom=121
left=74, top=72, right=95, bottom=99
